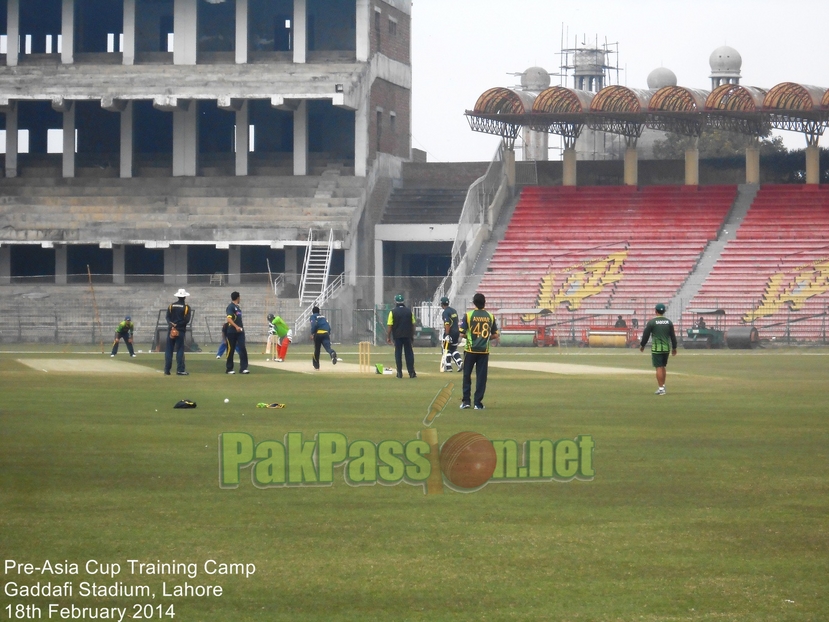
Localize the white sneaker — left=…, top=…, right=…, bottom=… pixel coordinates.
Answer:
left=110, top=354, right=115, bottom=357
left=276, top=358, right=283, bottom=362
left=655, top=387, right=666, bottom=395
left=131, top=354, right=137, bottom=358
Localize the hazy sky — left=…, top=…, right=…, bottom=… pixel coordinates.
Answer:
left=410, top=0, right=829, bottom=162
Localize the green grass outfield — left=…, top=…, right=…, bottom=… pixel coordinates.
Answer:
left=1, top=344, right=827, bottom=621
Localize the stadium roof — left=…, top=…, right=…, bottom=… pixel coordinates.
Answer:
left=466, top=81, right=829, bottom=147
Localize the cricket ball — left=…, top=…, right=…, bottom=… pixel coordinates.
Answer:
left=440, top=431, right=497, bottom=490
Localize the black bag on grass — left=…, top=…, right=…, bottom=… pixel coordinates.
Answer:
left=174, top=400, right=197, bottom=409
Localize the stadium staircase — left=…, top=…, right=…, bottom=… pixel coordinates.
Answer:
left=682, top=184, right=829, bottom=341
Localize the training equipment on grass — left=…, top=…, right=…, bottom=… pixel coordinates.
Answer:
left=424, top=381, right=454, bottom=427
left=439, top=336, right=448, bottom=372
left=173, top=399, right=197, bottom=409
left=439, top=431, right=497, bottom=490
left=358, top=341, right=371, bottom=373
left=256, top=402, right=286, bottom=409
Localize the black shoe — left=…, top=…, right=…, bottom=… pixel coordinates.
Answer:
left=396, top=373, right=403, bottom=379
left=474, top=404, right=485, bottom=410
left=176, top=371, right=189, bottom=376
left=409, top=373, right=417, bottom=378
left=331, top=351, right=338, bottom=365
left=164, top=371, right=171, bottom=376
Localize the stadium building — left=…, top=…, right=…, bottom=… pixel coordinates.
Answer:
left=1, top=4, right=828, bottom=347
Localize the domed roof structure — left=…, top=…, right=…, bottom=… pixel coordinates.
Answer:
left=709, top=45, right=742, bottom=72
left=647, top=67, right=677, bottom=89
left=521, top=67, right=551, bottom=92
left=709, top=45, right=742, bottom=88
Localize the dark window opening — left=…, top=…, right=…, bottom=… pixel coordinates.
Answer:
left=248, top=0, right=292, bottom=52
left=388, top=19, right=397, bottom=37
left=18, top=101, right=62, bottom=155
left=198, top=0, right=235, bottom=54
left=308, top=100, right=355, bottom=161
left=75, top=0, right=123, bottom=54
left=308, top=0, right=355, bottom=52
left=76, top=100, right=120, bottom=169
left=10, top=245, right=55, bottom=279
left=68, top=245, right=112, bottom=283
left=135, top=0, right=173, bottom=53
left=20, top=0, right=61, bottom=55
left=188, top=246, right=228, bottom=279
left=376, top=110, right=382, bottom=152
left=125, top=246, right=164, bottom=277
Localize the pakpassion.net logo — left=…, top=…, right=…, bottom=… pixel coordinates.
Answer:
left=218, top=382, right=593, bottom=494
left=218, top=431, right=594, bottom=494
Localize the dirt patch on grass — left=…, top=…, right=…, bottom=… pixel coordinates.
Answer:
left=490, top=361, right=651, bottom=375
left=248, top=359, right=364, bottom=374
left=18, top=358, right=156, bottom=374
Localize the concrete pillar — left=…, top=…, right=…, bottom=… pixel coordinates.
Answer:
left=123, top=0, right=136, bottom=65
left=523, top=128, right=548, bottom=161
left=173, top=0, right=198, bottom=65
left=562, top=146, right=577, bottom=186
left=345, top=240, right=357, bottom=286
left=806, top=144, right=820, bottom=185
left=356, top=0, right=370, bottom=62
left=55, top=245, right=68, bottom=285
left=228, top=246, right=241, bottom=286
left=745, top=145, right=760, bottom=185
left=623, top=146, right=638, bottom=186
left=235, top=0, right=248, bottom=64
left=374, top=238, right=384, bottom=309
left=5, top=104, right=18, bottom=178
left=164, top=246, right=188, bottom=285
left=293, top=0, right=307, bottom=64
left=113, top=245, right=125, bottom=285
left=293, top=100, right=308, bottom=176
left=7, top=0, right=19, bottom=67
left=61, top=0, right=74, bottom=64
left=504, top=148, right=516, bottom=188
left=235, top=101, right=249, bottom=176
left=120, top=102, right=134, bottom=178
left=62, top=104, right=75, bottom=178
left=684, top=146, right=699, bottom=186
left=0, top=245, right=10, bottom=285
left=285, top=246, right=298, bottom=286
left=172, top=103, right=197, bottom=177
left=354, top=99, right=368, bottom=177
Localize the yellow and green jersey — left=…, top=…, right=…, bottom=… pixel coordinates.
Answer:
left=460, top=309, right=498, bottom=353
left=640, top=316, right=677, bottom=353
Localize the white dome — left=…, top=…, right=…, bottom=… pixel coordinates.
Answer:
left=709, top=45, right=742, bottom=73
left=647, top=67, right=678, bottom=89
left=521, top=67, right=551, bottom=91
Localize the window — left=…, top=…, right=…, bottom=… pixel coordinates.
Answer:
left=376, top=109, right=382, bottom=152
left=390, top=112, right=396, bottom=135
left=388, top=17, right=397, bottom=37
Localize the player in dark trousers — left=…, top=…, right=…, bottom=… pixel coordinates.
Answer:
left=459, top=292, right=499, bottom=409
left=225, top=291, right=249, bottom=374
left=386, top=293, right=416, bottom=378
left=440, top=296, right=463, bottom=372
left=310, top=306, right=337, bottom=369
left=111, top=316, right=136, bottom=357
left=164, top=289, right=192, bottom=376
left=639, top=302, right=677, bottom=395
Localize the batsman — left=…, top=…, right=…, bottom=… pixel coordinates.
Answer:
left=440, top=296, right=463, bottom=372
left=267, top=313, right=293, bottom=362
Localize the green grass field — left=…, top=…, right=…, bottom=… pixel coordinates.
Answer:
left=1, top=344, right=827, bottom=621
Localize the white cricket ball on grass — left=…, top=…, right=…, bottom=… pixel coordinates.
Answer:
left=224, top=398, right=230, bottom=403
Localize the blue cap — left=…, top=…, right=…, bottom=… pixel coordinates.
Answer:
left=125, top=316, right=131, bottom=321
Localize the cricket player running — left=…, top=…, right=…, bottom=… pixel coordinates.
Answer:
left=267, top=313, right=293, bottom=361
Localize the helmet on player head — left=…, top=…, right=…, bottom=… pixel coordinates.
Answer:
left=394, top=294, right=404, bottom=303
left=440, top=296, right=450, bottom=305
left=267, top=313, right=275, bottom=322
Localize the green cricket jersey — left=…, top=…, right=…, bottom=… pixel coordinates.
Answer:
left=640, top=316, right=677, bottom=353
left=460, top=309, right=498, bottom=353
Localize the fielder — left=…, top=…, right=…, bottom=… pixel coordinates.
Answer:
left=267, top=313, right=293, bottom=361
left=111, top=316, right=136, bottom=357
left=440, top=296, right=463, bottom=372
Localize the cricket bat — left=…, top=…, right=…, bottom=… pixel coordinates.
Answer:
left=439, top=335, right=448, bottom=372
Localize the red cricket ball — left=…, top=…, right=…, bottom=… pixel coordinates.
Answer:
left=440, top=431, right=497, bottom=489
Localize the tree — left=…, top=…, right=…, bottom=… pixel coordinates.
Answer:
left=653, top=128, right=787, bottom=160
